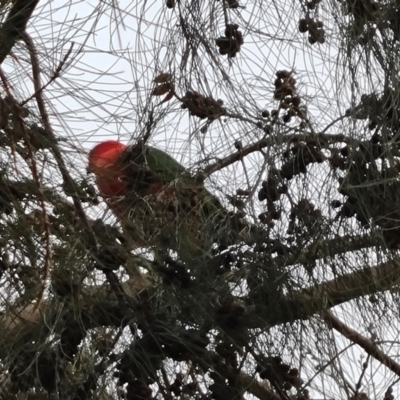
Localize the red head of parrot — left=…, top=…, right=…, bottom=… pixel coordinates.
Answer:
left=88, top=140, right=129, bottom=197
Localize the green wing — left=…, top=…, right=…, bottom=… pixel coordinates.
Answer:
left=114, top=145, right=247, bottom=258
left=145, top=147, right=188, bottom=182
left=145, top=146, right=225, bottom=216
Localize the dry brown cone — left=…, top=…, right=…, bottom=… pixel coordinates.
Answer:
left=181, top=90, right=226, bottom=120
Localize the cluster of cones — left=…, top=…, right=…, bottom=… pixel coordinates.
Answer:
left=256, top=356, right=309, bottom=398
left=216, top=24, right=244, bottom=58
left=299, top=17, right=325, bottom=44
left=181, top=90, right=226, bottom=120
left=261, top=70, right=307, bottom=123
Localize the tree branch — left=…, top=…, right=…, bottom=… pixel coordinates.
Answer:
left=275, top=257, right=400, bottom=325
left=0, top=0, right=39, bottom=65
left=239, top=371, right=281, bottom=400
left=200, top=132, right=355, bottom=178
left=323, top=310, right=400, bottom=378
left=273, top=234, right=376, bottom=268
left=0, top=272, right=153, bottom=352
left=4, top=254, right=400, bottom=352
left=22, top=32, right=93, bottom=234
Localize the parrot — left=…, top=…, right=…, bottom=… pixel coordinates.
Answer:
left=87, top=140, right=250, bottom=260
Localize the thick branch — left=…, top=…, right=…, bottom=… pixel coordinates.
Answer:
left=324, top=310, right=400, bottom=378
left=0, top=0, right=39, bottom=65
left=277, top=257, right=400, bottom=324
left=4, top=255, right=400, bottom=349
left=0, top=273, right=153, bottom=352
left=239, top=372, right=281, bottom=400
left=274, top=234, right=375, bottom=268
left=2, top=175, right=399, bottom=330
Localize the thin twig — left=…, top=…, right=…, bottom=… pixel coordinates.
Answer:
left=22, top=32, right=92, bottom=232
left=24, top=139, right=52, bottom=314
left=0, top=69, right=13, bottom=97
left=354, top=354, right=370, bottom=397
left=22, top=32, right=93, bottom=313
left=318, top=115, right=347, bottom=135
left=0, top=69, right=20, bottom=173
left=20, top=41, right=75, bottom=106
left=199, top=132, right=354, bottom=179
left=141, top=108, right=155, bottom=145
left=0, top=66, right=52, bottom=315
